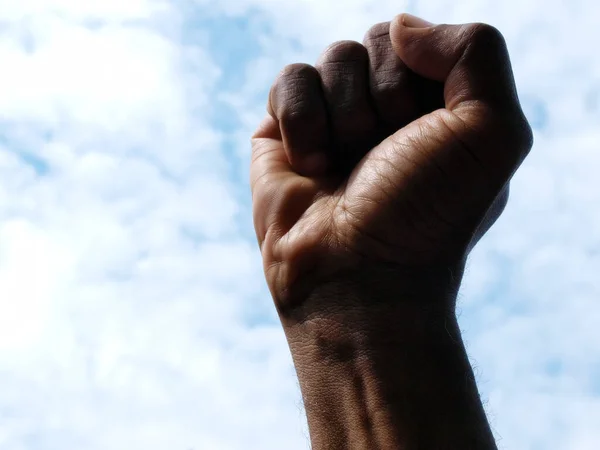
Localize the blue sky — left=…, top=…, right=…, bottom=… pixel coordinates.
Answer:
left=0, top=0, right=598, bottom=449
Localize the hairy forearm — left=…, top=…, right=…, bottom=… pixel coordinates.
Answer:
left=280, top=272, right=497, bottom=450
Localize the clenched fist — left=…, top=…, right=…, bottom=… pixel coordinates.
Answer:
left=251, top=14, right=532, bottom=314
left=251, top=14, right=534, bottom=449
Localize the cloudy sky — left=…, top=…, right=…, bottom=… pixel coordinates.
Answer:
left=0, top=0, right=598, bottom=449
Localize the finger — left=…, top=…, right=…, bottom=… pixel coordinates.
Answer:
left=250, top=116, right=323, bottom=251
left=316, top=40, right=378, bottom=173
left=268, top=63, right=330, bottom=177
left=362, top=21, right=420, bottom=129
left=250, top=116, right=291, bottom=244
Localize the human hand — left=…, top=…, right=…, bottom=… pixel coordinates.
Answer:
left=251, top=14, right=533, bottom=313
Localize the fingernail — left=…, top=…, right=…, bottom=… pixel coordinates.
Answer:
left=400, top=13, right=434, bottom=28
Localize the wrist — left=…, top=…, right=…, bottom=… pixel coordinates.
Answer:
left=276, top=259, right=464, bottom=327
left=279, top=267, right=496, bottom=450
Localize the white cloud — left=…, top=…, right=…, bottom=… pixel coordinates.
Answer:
left=0, top=0, right=169, bottom=22
left=0, top=1, right=298, bottom=449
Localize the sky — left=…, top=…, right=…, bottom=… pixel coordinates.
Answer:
left=0, top=0, right=598, bottom=449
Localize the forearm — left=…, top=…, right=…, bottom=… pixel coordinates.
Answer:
left=280, top=272, right=497, bottom=450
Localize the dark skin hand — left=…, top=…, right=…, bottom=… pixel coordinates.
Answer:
left=251, top=13, right=532, bottom=450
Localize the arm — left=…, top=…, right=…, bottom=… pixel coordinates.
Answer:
left=282, top=274, right=496, bottom=450
left=251, top=12, right=532, bottom=450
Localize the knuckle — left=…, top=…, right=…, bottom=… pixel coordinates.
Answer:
left=319, top=40, right=367, bottom=64
left=271, top=63, right=321, bottom=122
left=492, top=111, right=534, bottom=162
left=464, top=23, right=507, bottom=51
left=496, top=108, right=534, bottom=157
left=278, top=63, right=318, bottom=81
left=363, top=22, right=391, bottom=45
left=514, top=114, right=534, bottom=157
left=363, top=22, right=410, bottom=100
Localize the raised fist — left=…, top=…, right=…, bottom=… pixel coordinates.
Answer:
left=251, top=14, right=533, bottom=311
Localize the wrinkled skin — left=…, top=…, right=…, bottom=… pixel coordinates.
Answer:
left=251, top=15, right=533, bottom=311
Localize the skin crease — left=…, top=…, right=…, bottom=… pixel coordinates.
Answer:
left=251, top=13, right=533, bottom=450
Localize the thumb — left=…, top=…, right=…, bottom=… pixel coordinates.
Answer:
left=345, top=15, right=534, bottom=246
left=390, top=14, right=521, bottom=114
left=388, top=14, right=532, bottom=177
